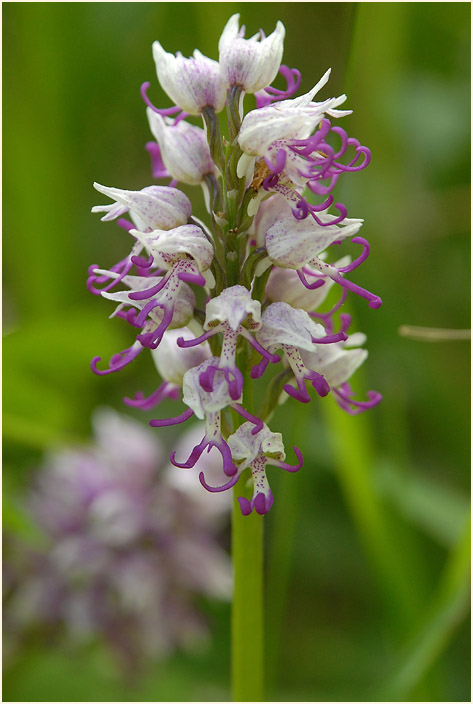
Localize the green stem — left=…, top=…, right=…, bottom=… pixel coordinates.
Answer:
left=231, top=474, right=264, bottom=702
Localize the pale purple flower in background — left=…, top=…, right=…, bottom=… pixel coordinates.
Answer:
left=3, top=410, right=231, bottom=671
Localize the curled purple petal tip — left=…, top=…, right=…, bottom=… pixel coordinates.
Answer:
left=199, top=471, right=239, bottom=493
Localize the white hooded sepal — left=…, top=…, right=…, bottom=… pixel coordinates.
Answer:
left=130, top=224, right=214, bottom=272
left=147, top=110, right=216, bottom=185
left=218, top=14, right=285, bottom=94
left=182, top=358, right=240, bottom=419
left=152, top=327, right=211, bottom=386
left=266, top=215, right=363, bottom=269
left=204, top=285, right=261, bottom=331
left=256, top=302, right=325, bottom=352
left=300, top=338, right=368, bottom=388
left=153, top=42, right=228, bottom=115
left=228, top=422, right=285, bottom=469
left=92, top=183, right=192, bottom=232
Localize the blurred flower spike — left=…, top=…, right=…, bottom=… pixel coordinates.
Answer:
left=4, top=410, right=232, bottom=669
left=89, top=13, right=382, bottom=515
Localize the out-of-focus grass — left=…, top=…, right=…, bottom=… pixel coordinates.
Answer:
left=3, top=2, right=470, bottom=702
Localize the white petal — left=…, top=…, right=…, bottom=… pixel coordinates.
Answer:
left=265, top=266, right=336, bottom=311
left=130, top=224, right=214, bottom=272
left=182, top=358, right=237, bottom=418
left=153, top=41, right=227, bottom=115
left=93, top=182, right=191, bottom=231
left=266, top=216, right=362, bottom=269
left=301, top=346, right=368, bottom=387
left=256, top=302, right=325, bottom=352
left=152, top=327, right=211, bottom=385
left=228, top=422, right=285, bottom=466
left=218, top=13, right=240, bottom=52
left=219, top=17, right=285, bottom=93
left=204, top=285, right=261, bottom=331
left=147, top=110, right=215, bottom=185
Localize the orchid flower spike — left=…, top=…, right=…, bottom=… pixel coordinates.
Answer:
left=89, top=13, right=381, bottom=515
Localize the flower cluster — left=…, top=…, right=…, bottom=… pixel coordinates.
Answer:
left=3, top=410, right=231, bottom=671
left=89, top=14, right=382, bottom=516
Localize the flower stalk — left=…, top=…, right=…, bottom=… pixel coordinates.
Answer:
left=232, top=475, right=264, bottom=702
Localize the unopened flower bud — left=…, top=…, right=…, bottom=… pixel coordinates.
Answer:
left=147, top=110, right=217, bottom=185
left=153, top=42, right=228, bottom=115
left=92, top=183, right=192, bottom=231
left=218, top=14, right=285, bottom=94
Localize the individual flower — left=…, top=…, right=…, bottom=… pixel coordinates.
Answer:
left=299, top=333, right=382, bottom=414
left=265, top=213, right=382, bottom=309
left=253, top=302, right=351, bottom=403
left=88, top=183, right=193, bottom=297
left=153, top=42, right=228, bottom=115
left=237, top=71, right=349, bottom=157
left=90, top=271, right=196, bottom=374
left=236, top=72, right=370, bottom=221
left=177, top=285, right=278, bottom=400
left=147, top=109, right=217, bottom=185
left=151, top=358, right=264, bottom=479
left=224, top=422, right=303, bottom=515
left=92, top=182, right=192, bottom=231
left=218, top=13, right=285, bottom=94
left=90, top=222, right=214, bottom=374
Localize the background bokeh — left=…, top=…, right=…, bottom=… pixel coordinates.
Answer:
left=3, top=2, right=470, bottom=702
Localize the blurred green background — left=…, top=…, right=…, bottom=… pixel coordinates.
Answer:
left=3, top=2, right=470, bottom=702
